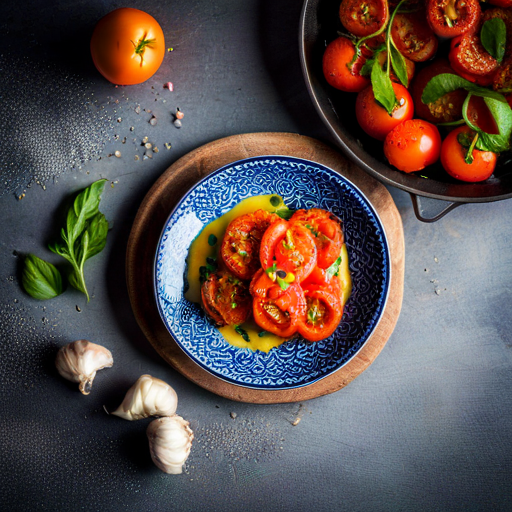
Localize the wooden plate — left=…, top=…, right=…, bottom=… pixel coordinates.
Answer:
left=126, top=132, right=404, bottom=403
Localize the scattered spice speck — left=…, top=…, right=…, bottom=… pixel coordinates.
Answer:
left=135, top=105, right=141, bottom=114
left=164, top=81, right=174, bottom=91
left=117, top=117, right=122, bottom=123
left=230, top=412, right=237, bottom=419
left=130, top=126, right=135, bottom=131
left=153, top=146, right=159, bottom=153
left=165, top=142, right=172, bottom=150
left=114, top=150, right=121, bottom=158
left=134, top=155, right=140, bottom=161
left=142, top=136, right=149, bottom=144
left=173, top=119, right=182, bottom=128
left=149, top=116, right=157, bottom=126
left=176, top=109, right=184, bottom=120
left=76, top=305, right=81, bottom=312
left=145, top=142, right=152, bottom=149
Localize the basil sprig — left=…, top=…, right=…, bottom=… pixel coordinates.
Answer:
left=422, top=73, right=512, bottom=153
left=481, top=18, right=506, bottom=65
left=21, top=254, right=64, bottom=300
left=48, top=179, right=109, bottom=301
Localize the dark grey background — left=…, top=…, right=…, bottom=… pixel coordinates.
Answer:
left=1, top=1, right=512, bottom=511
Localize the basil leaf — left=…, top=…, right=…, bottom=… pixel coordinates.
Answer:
left=371, top=57, right=397, bottom=114
left=389, top=42, right=409, bottom=87
left=463, top=93, right=512, bottom=153
left=481, top=18, right=506, bottom=64
left=82, top=212, right=109, bottom=261
left=276, top=208, right=294, bottom=220
left=22, top=254, right=63, bottom=300
left=422, top=73, right=506, bottom=104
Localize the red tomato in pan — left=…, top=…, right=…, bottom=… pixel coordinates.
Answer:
left=426, top=0, right=481, bottom=38
left=221, top=210, right=279, bottom=281
left=322, top=37, right=370, bottom=93
left=297, top=284, right=344, bottom=342
left=391, top=9, right=438, bottom=63
left=339, top=0, right=389, bottom=37
left=250, top=270, right=306, bottom=338
left=90, top=8, right=165, bottom=85
left=440, top=126, right=497, bottom=182
left=384, top=119, right=442, bottom=173
left=410, top=59, right=467, bottom=124
left=449, top=34, right=498, bottom=80
left=290, top=209, right=344, bottom=269
left=355, top=82, right=414, bottom=141
left=259, top=220, right=317, bottom=283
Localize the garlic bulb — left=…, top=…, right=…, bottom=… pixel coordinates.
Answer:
left=55, top=339, right=113, bottom=395
left=111, top=374, right=178, bottom=421
left=147, top=415, right=194, bottom=474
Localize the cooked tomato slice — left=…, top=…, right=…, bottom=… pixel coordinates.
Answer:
left=221, top=209, right=279, bottom=280
left=391, top=9, right=438, bottom=63
left=290, top=209, right=344, bottom=269
left=297, top=284, right=344, bottom=342
left=251, top=271, right=306, bottom=338
left=427, top=0, right=481, bottom=38
left=449, top=34, right=498, bottom=79
left=260, top=220, right=317, bottom=283
left=411, top=59, right=467, bottom=124
left=201, top=271, right=252, bottom=326
left=339, top=0, right=389, bottom=38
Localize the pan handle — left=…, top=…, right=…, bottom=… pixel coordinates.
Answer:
left=410, top=194, right=463, bottom=222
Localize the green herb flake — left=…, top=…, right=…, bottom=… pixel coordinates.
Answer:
left=258, top=331, right=268, bottom=337
left=270, top=195, right=281, bottom=207
left=234, top=325, right=250, bottom=342
left=326, top=256, right=342, bottom=279
left=208, top=234, right=218, bottom=246
left=276, top=209, right=294, bottom=220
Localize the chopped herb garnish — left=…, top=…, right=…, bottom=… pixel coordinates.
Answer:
left=276, top=276, right=290, bottom=291
left=231, top=302, right=237, bottom=309
left=208, top=234, right=217, bottom=246
left=326, top=256, right=342, bottom=279
left=234, top=325, right=250, bottom=342
left=270, top=195, right=281, bottom=207
left=276, top=209, right=294, bottom=220
left=305, top=223, right=320, bottom=237
left=258, top=331, right=268, bottom=337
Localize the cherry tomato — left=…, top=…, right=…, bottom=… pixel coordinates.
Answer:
left=297, top=284, right=344, bottom=342
left=384, top=119, right=442, bottom=173
left=260, top=220, right=317, bottom=283
left=411, top=59, right=467, bottom=124
left=339, top=0, right=388, bottom=37
left=426, top=0, right=481, bottom=38
left=355, top=82, right=414, bottom=141
left=250, top=270, right=306, bottom=338
left=440, top=126, right=497, bottom=182
left=201, top=272, right=252, bottom=326
left=221, top=210, right=279, bottom=281
left=466, top=96, right=499, bottom=134
left=90, top=8, right=165, bottom=85
left=449, top=34, right=498, bottom=79
left=322, top=37, right=370, bottom=93
left=391, top=9, right=438, bottom=63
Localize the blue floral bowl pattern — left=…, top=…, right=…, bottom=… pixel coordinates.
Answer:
left=154, top=156, right=390, bottom=389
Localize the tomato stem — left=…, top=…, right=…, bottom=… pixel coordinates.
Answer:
left=131, top=35, right=156, bottom=64
left=465, top=132, right=479, bottom=165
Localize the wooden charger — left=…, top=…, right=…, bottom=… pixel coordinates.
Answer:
left=126, top=133, right=404, bottom=403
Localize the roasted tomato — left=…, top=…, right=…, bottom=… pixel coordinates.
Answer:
left=90, top=8, right=165, bottom=85
left=250, top=270, right=306, bottom=338
left=411, top=59, right=467, bottom=124
left=221, top=210, right=278, bottom=281
left=355, top=82, right=414, bottom=141
left=449, top=34, right=498, bottom=81
left=493, top=56, right=512, bottom=93
left=260, top=220, right=317, bottom=283
left=201, top=271, right=252, bottom=326
left=297, top=284, right=344, bottom=342
left=322, top=37, right=370, bottom=93
left=426, top=0, right=481, bottom=38
left=339, top=0, right=389, bottom=37
left=391, top=9, right=438, bottom=63
left=384, top=119, right=442, bottom=173
left=290, top=209, right=344, bottom=269
left=440, top=126, right=498, bottom=182
left=466, top=96, right=499, bottom=134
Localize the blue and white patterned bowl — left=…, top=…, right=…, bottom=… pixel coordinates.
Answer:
left=154, top=156, right=390, bottom=390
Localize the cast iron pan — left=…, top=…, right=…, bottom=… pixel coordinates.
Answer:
left=300, top=0, right=512, bottom=222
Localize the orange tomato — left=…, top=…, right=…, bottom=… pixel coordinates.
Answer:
left=90, top=8, right=165, bottom=85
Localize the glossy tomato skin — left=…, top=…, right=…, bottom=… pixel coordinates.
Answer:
left=427, top=0, right=481, bottom=38
left=391, top=9, right=438, bottom=63
left=449, top=34, right=498, bottom=80
left=322, top=37, right=370, bottom=93
left=289, top=209, right=344, bottom=269
left=339, top=0, right=388, bottom=37
left=221, top=210, right=279, bottom=281
left=440, top=126, right=497, bottom=182
left=355, top=82, right=414, bottom=141
left=411, top=59, right=467, bottom=124
left=384, top=119, right=442, bottom=173
left=90, top=8, right=165, bottom=85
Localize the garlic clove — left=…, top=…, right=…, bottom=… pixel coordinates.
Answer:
left=111, top=374, right=178, bottom=421
left=55, top=340, right=113, bottom=395
left=147, top=415, right=194, bottom=474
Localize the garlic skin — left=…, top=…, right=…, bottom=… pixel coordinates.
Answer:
left=55, top=340, right=113, bottom=395
left=111, top=374, right=178, bottom=421
left=147, top=415, right=194, bottom=474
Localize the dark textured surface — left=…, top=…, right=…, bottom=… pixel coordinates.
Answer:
left=1, top=0, right=512, bottom=511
